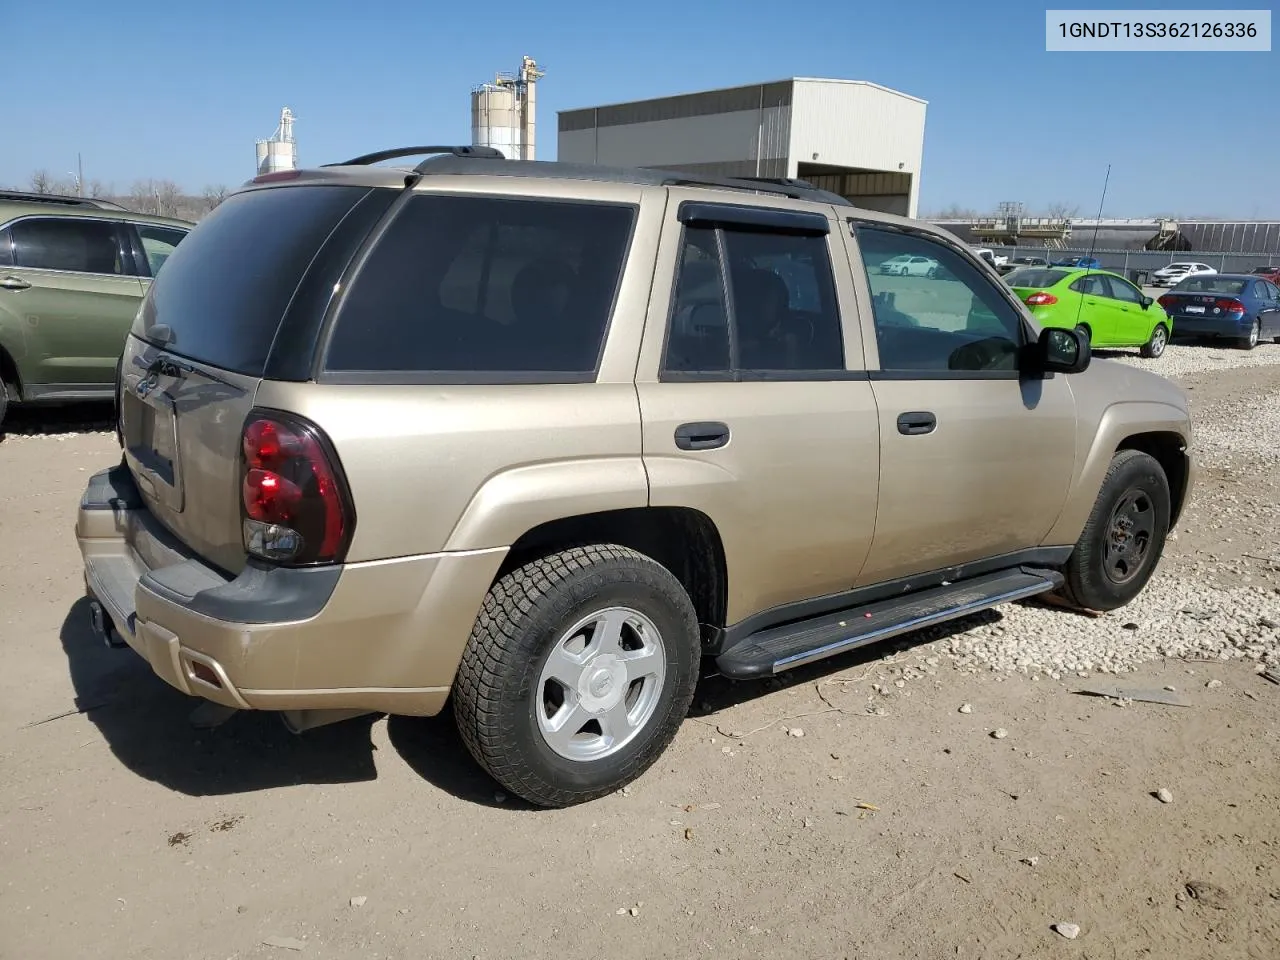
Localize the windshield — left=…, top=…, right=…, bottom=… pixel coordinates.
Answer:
left=1175, top=276, right=1248, bottom=295
left=1005, top=267, right=1070, bottom=288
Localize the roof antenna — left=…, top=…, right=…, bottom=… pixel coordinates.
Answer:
left=1073, top=163, right=1112, bottom=332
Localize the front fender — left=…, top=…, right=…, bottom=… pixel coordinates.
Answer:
left=443, top=456, right=649, bottom=552
left=1044, top=398, right=1192, bottom=546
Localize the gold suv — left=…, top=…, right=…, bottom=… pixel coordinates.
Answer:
left=76, top=147, right=1193, bottom=807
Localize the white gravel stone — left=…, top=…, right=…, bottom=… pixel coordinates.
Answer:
left=1052, top=922, right=1081, bottom=940
left=1157, top=788, right=1174, bottom=804
left=958, top=703, right=973, bottom=714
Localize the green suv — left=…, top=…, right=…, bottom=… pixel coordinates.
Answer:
left=0, top=191, right=192, bottom=424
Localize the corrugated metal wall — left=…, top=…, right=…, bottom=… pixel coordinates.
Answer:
left=558, top=82, right=793, bottom=173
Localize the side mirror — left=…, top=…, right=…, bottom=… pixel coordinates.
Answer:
left=1038, top=326, right=1090, bottom=374
left=1140, top=295, right=1153, bottom=310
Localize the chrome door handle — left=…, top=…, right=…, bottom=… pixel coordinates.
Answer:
left=0, top=276, right=31, bottom=291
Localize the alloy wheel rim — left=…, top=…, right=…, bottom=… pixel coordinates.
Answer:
left=1104, top=487, right=1155, bottom=585
left=1250, top=322, right=1259, bottom=347
left=535, top=606, right=666, bottom=762
left=1151, top=328, right=1167, bottom=355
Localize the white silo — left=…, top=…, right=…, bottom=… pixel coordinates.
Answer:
left=472, top=83, right=518, bottom=159
left=471, top=57, right=544, bottom=160
left=255, top=107, right=297, bottom=175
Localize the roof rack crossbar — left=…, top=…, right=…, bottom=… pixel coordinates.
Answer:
left=655, top=173, right=851, bottom=206
left=0, top=190, right=125, bottom=210
left=324, top=145, right=507, bottom=169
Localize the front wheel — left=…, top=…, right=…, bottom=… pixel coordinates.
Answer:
left=452, top=544, right=701, bottom=808
left=1140, top=323, right=1169, bottom=359
left=1057, top=450, right=1170, bottom=611
left=1073, top=323, right=1092, bottom=346
left=1238, top=319, right=1260, bottom=350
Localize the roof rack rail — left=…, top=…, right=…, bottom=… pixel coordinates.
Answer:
left=0, top=190, right=125, bottom=210
left=324, top=145, right=507, bottom=169
left=655, top=173, right=851, bottom=206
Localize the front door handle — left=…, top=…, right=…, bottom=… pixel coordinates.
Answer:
left=897, top=411, right=936, bottom=436
left=0, top=276, right=31, bottom=291
left=674, top=421, right=730, bottom=451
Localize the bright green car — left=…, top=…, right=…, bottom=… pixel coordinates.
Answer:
left=1004, top=266, right=1172, bottom=359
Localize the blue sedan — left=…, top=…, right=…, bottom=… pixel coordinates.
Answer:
left=1051, top=256, right=1102, bottom=269
left=1158, top=274, right=1280, bottom=349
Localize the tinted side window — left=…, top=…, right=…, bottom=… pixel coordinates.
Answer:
left=1265, top=281, right=1280, bottom=300
left=1103, top=275, right=1142, bottom=303
left=11, top=218, right=124, bottom=274
left=135, top=225, right=188, bottom=276
left=326, top=195, right=635, bottom=377
left=663, top=224, right=845, bottom=375
left=0, top=227, right=12, bottom=267
left=855, top=226, right=1024, bottom=373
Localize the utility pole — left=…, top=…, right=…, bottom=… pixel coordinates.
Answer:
left=77, top=153, right=83, bottom=196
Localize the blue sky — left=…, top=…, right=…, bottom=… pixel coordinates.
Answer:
left=5, top=0, right=1276, bottom=216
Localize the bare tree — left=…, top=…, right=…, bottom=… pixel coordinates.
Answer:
left=1044, top=202, right=1080, bottom=219
left=154, top=179, right=182, bottom=217
left=930, top=204, right=981, bottom=219
left=86, top=179, right=111, bottom=199
left=29, top=170, right=53, bottom=194
left=202, top=184, right=229, bottom=211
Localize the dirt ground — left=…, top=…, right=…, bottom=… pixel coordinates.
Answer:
left=2, top=362, right=1279, bottom=960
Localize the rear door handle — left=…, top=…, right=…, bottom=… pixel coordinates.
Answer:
left=0, top=276, right=31, bottom=291
left=674, top=421, right=730, bottom=451
left=897, top=411, right=936, bottom=436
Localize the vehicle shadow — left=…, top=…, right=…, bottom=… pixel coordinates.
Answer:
left=687, top=607, right=1005, bottom=718
left=0, top=401, right=115, bottom=441
left=59, top=598, right=379, bottom=795
left=385, top=713, right=525, bottom=809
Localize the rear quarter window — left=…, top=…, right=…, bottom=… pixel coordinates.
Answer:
left=132, top=184, right=373, bottom=376
left=323, top=194, right=636, bottom=381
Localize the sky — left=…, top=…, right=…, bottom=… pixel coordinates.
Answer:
left=4, top=0, right=1277, bottom=217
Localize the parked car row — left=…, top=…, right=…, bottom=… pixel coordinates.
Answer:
left=0, top=191, right=193, bottom=424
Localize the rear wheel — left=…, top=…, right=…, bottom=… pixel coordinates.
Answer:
left=0, top=373, right=10, bottom=430
left=1140, top=323, right=1168, bottom=359
left=1073, top=323, right=1091, bottom=346
left=1239, top=319, right=1260, bottom=350
left=1058, top=450, right=1170, bottom=611
left=452, top=544, right=701, bottom=808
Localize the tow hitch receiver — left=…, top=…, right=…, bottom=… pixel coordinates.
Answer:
left=88, top=600, right=127, bottom=649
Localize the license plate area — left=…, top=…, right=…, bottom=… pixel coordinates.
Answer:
left=120, top=374, right=185, bottom=513
left=1185, top=305, right=1206, bottom=314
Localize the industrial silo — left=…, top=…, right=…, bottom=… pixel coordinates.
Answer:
left=254, top=107, right=297, bottom=175
left=472, top=83, right=518, bottom=159
left=471, top=57, right=544, bottom=160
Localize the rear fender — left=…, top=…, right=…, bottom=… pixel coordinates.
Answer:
left=443, top=457, right=649, bottom=552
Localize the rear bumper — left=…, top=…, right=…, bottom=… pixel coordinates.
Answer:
left=76, top=464, right=506, bottom=717
left=1169, top=316, right=1252, bottom=338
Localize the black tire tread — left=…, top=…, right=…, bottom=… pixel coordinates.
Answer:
left=1059, top=449, right=1169, bottom=611
left=1139, top=323, right=1168, bottom=359
left=453, top=543, right=699, bottom=808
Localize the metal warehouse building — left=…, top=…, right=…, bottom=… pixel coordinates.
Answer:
left=557, top=78, right=927, bottom=218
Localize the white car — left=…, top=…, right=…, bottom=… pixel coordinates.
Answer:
left=973, top=247, right=1009, bottom=269
left=879, top=254, right=940, bottom=277
left=1152, top=261, right=1216, bottom=287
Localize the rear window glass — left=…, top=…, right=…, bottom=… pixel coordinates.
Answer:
left=1175, top=276, right=1247, bottom=295
left=131, top=185, right=370, bottom=376
left=324, top=194, right=635, bottom=379
left=1004, top=267, right=1068, bottom=288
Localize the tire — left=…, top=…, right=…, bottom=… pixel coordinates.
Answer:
left=1058, top=450, right=1170, bottom=611
left=0, top=374, right=9, bottom=429
left=1074, top=323, right=1091, bottom=346
left=1238, top=319, right=1260, bottom=350
left=452, top=544, right=701, bottom=808
left=1140, top=323, right=1169, bottom=359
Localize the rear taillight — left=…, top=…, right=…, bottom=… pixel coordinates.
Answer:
left=1214, top=298, right=1245, bottom=314
left=1025, top=291, right=1058, bottom=306
left=240, top=411, right=353, bottom=565
left=1157, top=295, right=1176, bottom=310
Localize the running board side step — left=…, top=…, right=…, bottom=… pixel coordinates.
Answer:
left=715, top=568, right=1063, bottom=679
